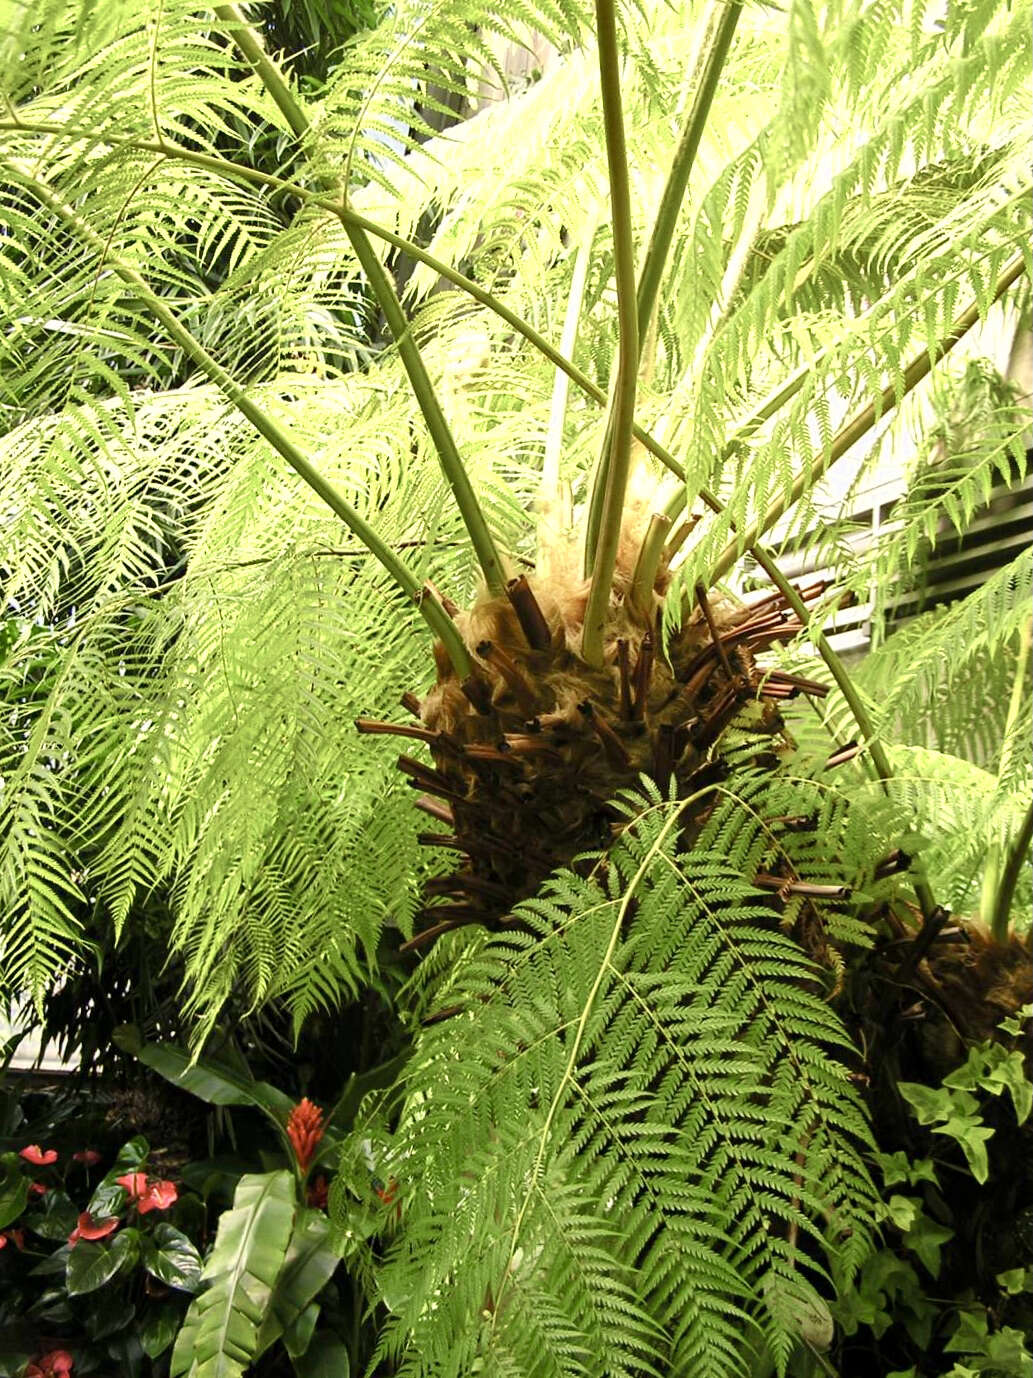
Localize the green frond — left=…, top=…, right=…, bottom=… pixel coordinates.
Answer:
left=854, top=548, right=1032, bottom=751
left=357, top=785, right=877, bottom=1376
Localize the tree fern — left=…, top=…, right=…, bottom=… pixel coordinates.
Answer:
left=1, top=0, right=1029, bottom=1045
left=349, top=781, right=877, bottom=1377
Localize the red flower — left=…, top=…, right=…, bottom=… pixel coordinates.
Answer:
left=18, top=1145, right=58, bottom=1167
left=72, top=1149, right=102, bottom=1166
left=306, top=1173, right=329, bottom=1210
left=116, top=1172, right=177, bottom=1213
left=373, top=1176, right=398, bottom=1206
left=115, top=1171, right=149, bottom=1198
left=29, top=1181, right=48, bottom=1197
left=286, top=1098, right=324, bottom=1174
left=26, top=1352, right=74, bottom=1378
left=137, top=1179, right=178, bottom=1214
left=68, top=1211, right=119, bottom=1246
left=2, top=1228, right=25, bottom=1250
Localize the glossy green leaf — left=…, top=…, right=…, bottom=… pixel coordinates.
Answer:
left=139, top=1299, right=187, bottom=1358
left=256, top=1207, right=340, bottom=1357
left=116, top=1029, right=294, bottom=1131
left=27, top=1188, right=79, bottom=1240
left=143, top=1221, right=204, bottom=1293
left=66, top=1237, right=124, bottom=1295
left=0, top=1155, right=29, bottom=1230
left=290, top=1333, right=350, bottom=1377
left=84, top=1287, right=137, bottom=1340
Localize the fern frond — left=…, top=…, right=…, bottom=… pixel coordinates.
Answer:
left=361, top=787, right=877, bottom=1376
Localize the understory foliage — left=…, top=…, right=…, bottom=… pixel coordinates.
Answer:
left=0, top=0, right=1031, bottom=1374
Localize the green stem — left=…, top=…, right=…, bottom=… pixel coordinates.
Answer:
left=540, top=225, right=596, bottom=575
left=1, top=114, right=690, bottom=483
left=217, top=7, right=507, bottom=596
left=25, top=173, right=471, bottom=677
left=990, top=799, right=1033, bottom=944
left=584, top=2, right=740, bottom=572
left=581, top=0, right=640, bottom=667
left=984, top=618, right=1032, bottom=940
left=214, top=5, right=309, bottom=138
left=747, top=545, right=938, bottom=923
left=707, top=254, right=1029, bottom=584
left=635, top=1, right=742, bottom=340
left=542, top=225, right=597, bottom=506
left=628, top=512, right=672, bottom=620
left=344, top=226, right=508, bottom=594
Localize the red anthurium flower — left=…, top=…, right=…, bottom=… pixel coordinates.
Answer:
left=68, top=1211, right=119, bottom=1246
left=137, top=1179, right=178, bottom=1214
left=29, top=1181, right=48, bottom=1196
left=26, top=1352, right=75, bottom=1378
left=3, top=1228, right=26, bottom=1250
left=286, top=1098, right=324, bottom=1174
left=115, top=1171, right=149, bottom=1198
left=116, top=1172, right=177, bottom=1213
left=18, top=1145, right=58, bottom=1167
left=72, top=1149, right=102, bottom=1166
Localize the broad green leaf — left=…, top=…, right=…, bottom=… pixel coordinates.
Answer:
left=283, top=1302, right=320, bottom=1359
left=256, top=1207, right=340, bottom=1357
left=84, top=1287, right=136, bottom=1340
left=0, top=1156, right=29, bottom=1230
left=110, top=1226, right=141, bottom=1274
left=27, top=1188, right=79, bottom=1240
left=115, top=1028, right=294, bottom=1129
left=87, top=1136, right=149, bottom=1217
left=29, top=1243, right=71, bottom=1276
left=290, top=1333, right=351, bottom=1377
left=170, top=1170, right=297, bottom=1378
left=325, top=1051, right=409, bottom=1136
left=66, top=1238, right=124, bottom=1295
left=139, top=1299, right=186, bottom=1358
left=143, top=1222, right=204, bottom=1294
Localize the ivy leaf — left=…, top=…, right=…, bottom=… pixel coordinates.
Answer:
left=904, top=1210, right=954, bottom=1278
left=939, top=1114, right=994, bottom=1184
left=874, top=1151, right=938, bottom=1188
left=884, top=1194, right=918, bottom=1230
left=996, top=1267, right=1031, bottom=1296
left=898, top=1082, right=994, bottom=1182
left=898, top=1082, right=957, bottom=1125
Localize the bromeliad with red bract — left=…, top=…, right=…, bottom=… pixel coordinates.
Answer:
left=286, top=1097, right=324, bottom=1174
